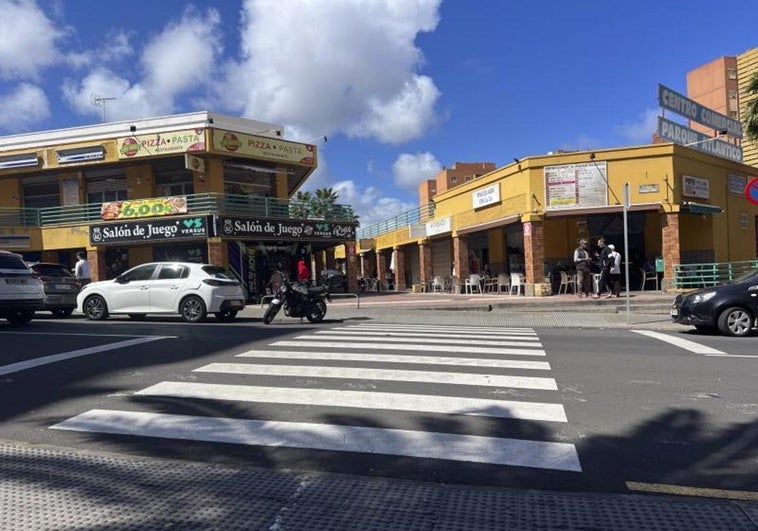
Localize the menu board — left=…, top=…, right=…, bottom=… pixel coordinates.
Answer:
left=545, top=162, right=608, bottom=210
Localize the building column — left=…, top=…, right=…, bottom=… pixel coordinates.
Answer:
left=377, top=252, right=388, bottom=290
left=325, top=248, right=336, bottom=269
left=88, top=249, right=106, bottom=282
left=313, top=252, right=325, bottom=280
left=419, top=241, right=432, bottom=286
left=523, top=219, right=545, bottom=285
left=393, top=247, right=406, bottom=291
left=345, top=243, right=358, bottom=292
left=452, top=234, right=468, bottom=292
left=661, top=212, right=681, bottom=286
left=207, top=238, right=225, bottom=266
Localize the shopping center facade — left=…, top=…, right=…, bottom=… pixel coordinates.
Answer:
left=0, top=112, right=358, bottom=301
left=351, top=143, right=758, bottom=294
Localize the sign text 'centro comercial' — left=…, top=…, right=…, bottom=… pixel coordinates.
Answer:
left=658, top=84, right=742, bottom=138
left=657, top=117, right=743, bottom=163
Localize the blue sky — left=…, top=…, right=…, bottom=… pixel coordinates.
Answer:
left=1, top=0, right=757, bottom=225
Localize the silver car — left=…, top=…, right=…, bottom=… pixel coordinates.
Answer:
left=0, top=250, right=45, bottom=325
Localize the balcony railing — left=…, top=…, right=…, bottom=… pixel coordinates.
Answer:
left=673, top=260, right=758, bottom=289
left=0, top=193, right=357, bottom=228
left=357, top=203, right=435, bottom=240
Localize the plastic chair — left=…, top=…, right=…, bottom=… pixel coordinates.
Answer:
left=432, top=276, right=445, bottom=293
left=509, top=272, right=524, bottom=295
left=640, top=268, right=659, bottom=290
left=496, top=273, right=511, bottom=294
left=465, top=274, right=483, bottom=294
left=558, top=270, right=575, bottom=294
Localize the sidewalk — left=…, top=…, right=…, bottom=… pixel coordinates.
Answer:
left=1, top=441, right=755, bottom=530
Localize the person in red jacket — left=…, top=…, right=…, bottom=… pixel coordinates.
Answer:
left=297, top=258, right=311, bottom=283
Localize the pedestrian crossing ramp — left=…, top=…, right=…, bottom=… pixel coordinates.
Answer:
left=51, top=324, right=582, bottom=474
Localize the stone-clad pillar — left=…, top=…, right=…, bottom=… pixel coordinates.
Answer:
left=523, top=219, right=544, bottom=285
left=419, top=241, right=432, bottom=286
left=393, top=247, right=405, bottom=291
left=661, top=212, right=680, bottom=286
left=452, top=234, right=468, bottom=292
left=377, top=252, right=388, bottom=290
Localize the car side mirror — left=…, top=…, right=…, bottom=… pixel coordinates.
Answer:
left=115, top=275, right=128, bottom=284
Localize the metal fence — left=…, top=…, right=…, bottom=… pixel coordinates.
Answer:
left=357, top=203, right=435, bottom=240
left=673, top=260, right=758, bottom=289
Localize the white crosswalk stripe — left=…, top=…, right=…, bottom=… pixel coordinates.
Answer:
left=50, top=324, right=582, bottom=473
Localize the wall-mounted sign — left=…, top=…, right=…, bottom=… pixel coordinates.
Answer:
left=545, top=162, right=607, bottom=210
left=211, top=130, right=316, bottom=167
left=217, top=216, right=355, bottom=241
left=657, top=117, right=743, bottom=163
left=472, top=183, right=500, bottom=209
left=739, top=212, right=750, bottom=229
left=638, top=184, right=660, bottom=194
left=90, top=216, right=208, bottom=246
left=658, top=84, right=742, bottom=138
left=425, top=216, right=452, bottom=236
left=185, top=153, right=205, bottom=173
left=100, top=196, right=188, bottom=220
left=118, top=129, right=206, bottom=159
left=682, top=175, right=710, bottom=199
left=745, top=178, right=758, bottom=206
left=409, top=223, right=426, bottom=238
left=729, top=174, right=747, bottom=196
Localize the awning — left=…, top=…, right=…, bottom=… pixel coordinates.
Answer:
left=681, top=201, right=723, bottom=214
left=456, top=214, right=521, bottom=234
left=544, top=202, right=663, bottom=218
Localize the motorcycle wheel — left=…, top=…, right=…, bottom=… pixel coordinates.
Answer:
left=263, top=304, right=281, bottom=324
left=305, top=302, right=326, bottom=323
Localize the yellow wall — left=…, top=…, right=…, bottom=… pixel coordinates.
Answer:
left=0, top=178, right=21, bottom=207
left=126, top=164, right=154, bottom=199
left=40, top=225, right=89, bottom=250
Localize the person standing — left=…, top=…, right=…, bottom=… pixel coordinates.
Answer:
left=573, top=239, right=592, bottom=298
left=596, top=238, right=613, bottom=298
left=607, top=244, right=622, bottom=297
left=74, top=251, right=92, bottom=286
left=296, top=258, right=311, bottom=283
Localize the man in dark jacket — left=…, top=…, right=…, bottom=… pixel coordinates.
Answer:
left=596, top=238, right=613, bottom=298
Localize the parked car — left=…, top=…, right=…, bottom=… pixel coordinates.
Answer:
left=0, top=250, right=44, bottom=325
left=27, top=262, right=81, bottom=318
left=77, top=262, right=246, bottom=323
left=671, top=268, right=758, bottom=336
left=319, top=268, right=346, bottom=291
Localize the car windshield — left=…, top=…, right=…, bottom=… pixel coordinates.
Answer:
left=0, top=254, right=28, bottom=270
left=32, top=264, right=74, bottom=277
left=202, top=266, right=233, bottom=280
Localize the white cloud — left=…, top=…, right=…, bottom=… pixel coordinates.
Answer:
left=0, top=0, right=66, bottom=80
left=558, top=133, right=602, bottom=152
left=331, top=179, right=416, bottom=227
left=223, top=0, right=443, bottom=143
left=615, top=108, right=659, bottom=143
left=392, top=151, right=441, bottom=192
left=61, top=6, right=222, bottom=121
left=0, top=83, right=49, bottom=130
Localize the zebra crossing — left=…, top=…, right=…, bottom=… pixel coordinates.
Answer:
left=50, top=323, right=582, bottom=473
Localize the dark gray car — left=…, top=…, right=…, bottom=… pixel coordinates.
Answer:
left=28, top=262, right=81, bottom=318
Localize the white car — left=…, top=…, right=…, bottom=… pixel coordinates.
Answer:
left=0, top=250, right=45, bottom=325
left=77, top=262, right=246, bottom=323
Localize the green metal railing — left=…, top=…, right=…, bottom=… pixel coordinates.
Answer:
left=357, top=203, right=435, bottom=240
left=673, top=260, right=758, bottom=289
left=0, top=193, right=357, bottom=228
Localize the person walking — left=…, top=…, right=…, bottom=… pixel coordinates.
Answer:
left=607, top=244, right=622, bottom=297
left=74, top=251, right=92, bottom=286
left=596, top=238, right=613, bottom=298
left=573, top=239, right=592, bottom=298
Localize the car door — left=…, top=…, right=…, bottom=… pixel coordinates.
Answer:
left=148, top=264, right=189, bottom=312
left=108, top=264, right=158, bottom=313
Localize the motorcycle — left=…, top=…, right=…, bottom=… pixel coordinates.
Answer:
left=262, top=273, right=330, bottom=324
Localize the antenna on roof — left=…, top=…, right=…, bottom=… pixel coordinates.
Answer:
left=90, top=93, right=117, bottom=123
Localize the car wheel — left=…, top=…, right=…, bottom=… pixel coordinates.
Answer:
left=128, top=313, right=147, bottom=321
left=5, top=310, right=34, bottom=326
left=179, top=296, right=206, bottom=323
left=717, top=306, right=754, bottom=337
left=214, top=310, right=238, bottom=322
left=83, top=295, right=109, bottom=320
left=51, top=308, right=74, bottom=318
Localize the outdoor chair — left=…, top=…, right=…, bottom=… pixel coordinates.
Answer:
left=640, top=267, right=659, bottom=290
left=432, top=276, right=445, bottom=293
left=465, top=274, right=483, bottom=294
left=496, top=273, right=511, bottom=294
left=558, top=270, right=575, bottom=294
left=509, top=272, right=524, bottom=295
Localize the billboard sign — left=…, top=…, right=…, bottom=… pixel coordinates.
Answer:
left=90, top=216, right=208, bottom=246
left=118, top=129, right=206, bottom=159
left=217, top=216, right=356, bottom=241
left=658, top=84, right=742, bottom=138
left=545, top=162, right=607, bottom=210
left=657, top=117, right=743, bottom=163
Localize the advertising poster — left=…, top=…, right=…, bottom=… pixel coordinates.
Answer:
left=545, top=162, right=608, bottom=210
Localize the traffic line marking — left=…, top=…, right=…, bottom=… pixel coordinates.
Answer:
left=341, top=324, right=537, bottom=335
left=626, top=481, right=758, bottom=501
left=316, top=330, right=541, bottom=341
left=631, top=330, right=726, bottom=355
left=237, top=350, right=551, bottom=370
left=51, top=409, right=581, bottom=471
left=194, top=363, right=558, bottom=390
left=300, top=334, right=541, bottom=348
left=136, top=382, right=568, bottom=422
left=270, top=340, right=545, bottom=356
left=0, top=336, right=174, bottom=376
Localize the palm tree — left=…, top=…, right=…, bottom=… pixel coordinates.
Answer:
left=743, top=73, right=758, bottom=140
left=311, top=187, right=339, bottom=218
left=290, top=190, right=312, bottom=218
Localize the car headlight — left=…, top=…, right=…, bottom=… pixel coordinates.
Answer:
left=692, top=291, right=716, bottom=304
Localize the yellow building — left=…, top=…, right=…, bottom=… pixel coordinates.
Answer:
left=0, top=112, right=358, bottom=301
left=354, top=143, right=758, bottom=293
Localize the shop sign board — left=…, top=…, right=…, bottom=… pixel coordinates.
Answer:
left=682, top=175, right=710, bottom=199
left=217, top=216, right=355, bottom=241
left=728, top=174, right=747, bottom=196
left=545, top=162, right=607, bottom=210
left=100, top=196, right=188, bottom=220
left=425, top=216, right=452, bottom=236
left=89, top=216, right=208, bottom=246
left=211, top=130, right=316, bottom=167
left=657, top=117, right=743, bottom=163
left=638, top=184, right=660, bottom=194
left=658, top=84, right=742, bottom=138
left=117, top=129, right=206, bottom=159
left=472, top=183, right=500, bottom=209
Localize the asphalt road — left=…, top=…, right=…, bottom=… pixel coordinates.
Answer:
left=0, top=312, right=755, bottom=498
